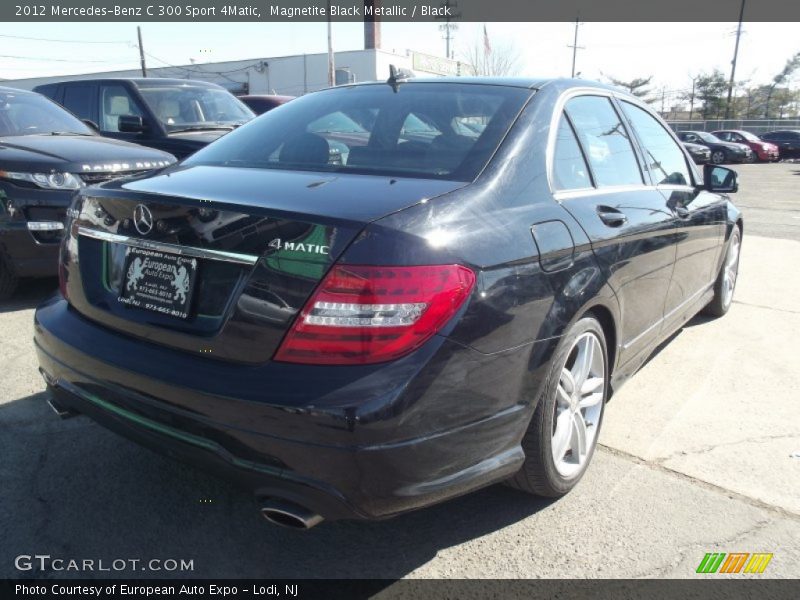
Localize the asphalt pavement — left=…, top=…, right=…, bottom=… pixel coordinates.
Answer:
left=1, top=163, right=798, bottom=580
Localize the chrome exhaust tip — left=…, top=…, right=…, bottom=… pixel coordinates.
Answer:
left=259, top=499, right=324, bottom=530
left=46, top=397, right=78, bottom=419
left=40, top=370, right=79, bottom=419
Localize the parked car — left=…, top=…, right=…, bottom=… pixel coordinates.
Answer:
left=35, top=78, right=254, bottom=159
left=759, top=130, right=800, bottom=159
left=36, top=78, right=742, bottom=528
left=238, top=94, right=294, bottom=115
left=712, top=129, right=780, bottom=162
left=0, top=86, right=175, bottom=299
left=676, top=130, right=752, bottom=164
left=682, top=141, right=711, bottom=164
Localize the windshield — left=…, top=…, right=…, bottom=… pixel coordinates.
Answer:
left=137, top=85, right=254, bottom=132
left=696, top=131, right=723, bottom=143
left=184, top=83, right=532, bottom=181
left=0, top=90, right=93, bottom=137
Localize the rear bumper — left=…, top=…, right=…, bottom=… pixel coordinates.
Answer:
left=0, top=227, right=60, bottom=277
left=34, top=296, right=546, bottom=521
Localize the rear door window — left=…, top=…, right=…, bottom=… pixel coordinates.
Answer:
left=552, top=114, right=592, bottom=191
left=565, top=96, right=643, bottom=187
left=62, top=85, right=94, bottom=121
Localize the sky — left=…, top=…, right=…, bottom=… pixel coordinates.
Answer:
left=1, top=21, right=798, bottom=103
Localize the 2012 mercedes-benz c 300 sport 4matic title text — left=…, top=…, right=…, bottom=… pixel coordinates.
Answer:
left=35, top=77, right=742, bottom=529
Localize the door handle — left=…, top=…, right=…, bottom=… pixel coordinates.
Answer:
left=596, top=207, right=628, bottom=227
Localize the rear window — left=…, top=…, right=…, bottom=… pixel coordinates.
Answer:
left=184, top=83, right=532, bottom=181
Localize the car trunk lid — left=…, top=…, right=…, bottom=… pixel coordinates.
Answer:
left=61, top=166, right=464, bottom=364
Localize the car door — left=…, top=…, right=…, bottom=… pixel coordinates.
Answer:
left=619, top=100, right=726, bottom=327
left=96, top=83, right=150, bottom=143
left=553, top=94, right=678, bottom=366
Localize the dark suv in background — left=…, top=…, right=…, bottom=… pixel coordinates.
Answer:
left=35, top=78, right=254, bottom=159
left=0, top=86, right=174, bottom=299
left=759, top=130, right=800, bottom=159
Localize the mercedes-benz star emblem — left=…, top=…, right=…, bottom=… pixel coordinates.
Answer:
left=133, top=204, right=154, bottom=235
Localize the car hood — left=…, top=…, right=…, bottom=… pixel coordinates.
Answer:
left=104, top=164, right=467, bottom=223
left=0, top=134, right=175, bottom=173
left=166, top=130, right=230, bottom=145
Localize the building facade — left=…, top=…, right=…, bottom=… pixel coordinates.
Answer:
left=2, top=49, right=462, bottom=96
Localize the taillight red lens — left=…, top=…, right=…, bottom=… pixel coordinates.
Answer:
left=274, top=264, right=476, bottom=365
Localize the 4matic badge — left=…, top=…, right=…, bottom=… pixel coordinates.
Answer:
left=268, top=238, right=329, bottom=256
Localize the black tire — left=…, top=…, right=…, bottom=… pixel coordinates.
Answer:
left=508, top=316, right=608, bottom=497
left=711, top=150, right=726, bottom=165
left=0, top=257, right=19, bottom=301
left=704, top=227, right=741, bottom=318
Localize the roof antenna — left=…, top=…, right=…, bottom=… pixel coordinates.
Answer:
left=387, top=64, right=414, bottom=93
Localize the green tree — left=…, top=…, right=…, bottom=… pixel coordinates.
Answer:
left=605, top=75, right=654, bottom=101
left=695, top=70, right=728, bottom=119
left=764, top=51, right=800, bottom=118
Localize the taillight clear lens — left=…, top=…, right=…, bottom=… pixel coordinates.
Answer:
left=274, top=264, right=476, bottom=365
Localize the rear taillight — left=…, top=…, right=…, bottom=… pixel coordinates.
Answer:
left=274, top=264, right=476, bottom=365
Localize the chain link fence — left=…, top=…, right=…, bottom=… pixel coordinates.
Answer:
left=667, top=119, right=800, bottom=135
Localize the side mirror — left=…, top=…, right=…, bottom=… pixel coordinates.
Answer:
left=118, top=115, right=145, bottom=133
left=81, top=119, right=99, bottom=132
left=703, top=164, right=738, bottom=194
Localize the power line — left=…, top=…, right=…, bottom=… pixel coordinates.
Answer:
left=0, top=54, right=134, bottom=64
left=0, top=33, right=130, bottom=44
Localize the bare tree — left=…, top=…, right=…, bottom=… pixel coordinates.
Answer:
left=458, top=27, right=520, bottom=77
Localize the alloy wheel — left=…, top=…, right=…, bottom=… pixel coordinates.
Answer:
left=722, top=231, right=741, bottom=309
left=552, top=332, right=605, bottom=478
left=711, top=150, right=725, bottom=164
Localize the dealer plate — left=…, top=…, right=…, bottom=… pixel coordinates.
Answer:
left=118, top=246, right=198, bottom=320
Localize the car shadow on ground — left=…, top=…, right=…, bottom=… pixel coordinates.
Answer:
left=638, top=311, right=716, bottom=370
left=0, top=278, right=58, bottom=314
left=0, top=390, right=556, bottom=580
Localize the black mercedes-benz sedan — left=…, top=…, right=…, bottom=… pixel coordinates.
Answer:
left=34, top=77, right=742, bottom=529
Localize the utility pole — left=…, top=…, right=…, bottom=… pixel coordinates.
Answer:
left=136, top=26, right=147, bottom=77
left=725, top=0, right=746, bottom=119
left=688, top=75, right=698, bottom=121
left=435, top=1, right=460, bottom=59
left=326, top=1, right=335, bottom=86
left=568, top=17, right=584, bottom=78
